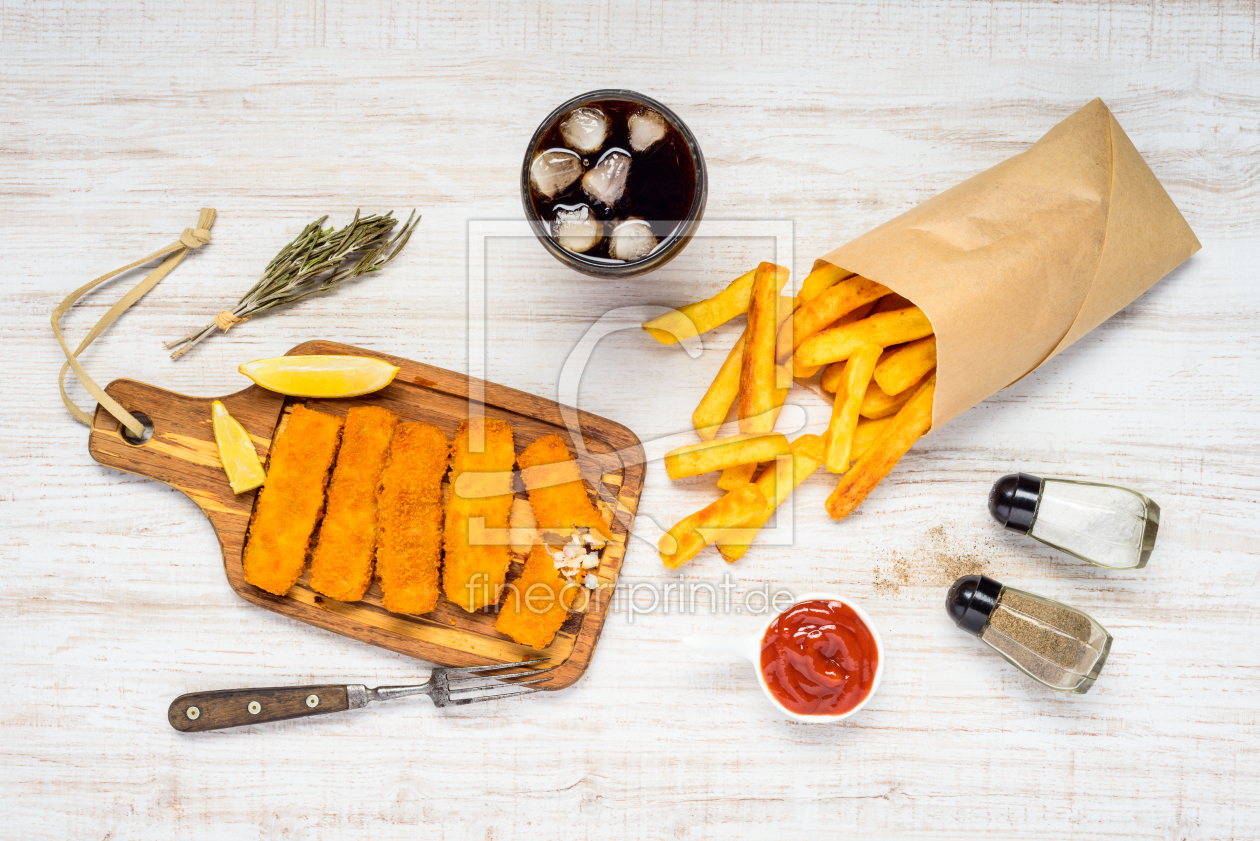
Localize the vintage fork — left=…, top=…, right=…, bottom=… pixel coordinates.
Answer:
left=167, top=659, right=556, bottom=732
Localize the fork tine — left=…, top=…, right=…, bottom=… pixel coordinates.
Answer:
left=446, top=687, right=547, bottom=706
left=444, top=658, right=548, bottom=675
left=446, top=664, right=561, bottom=685
left=448, top=675, right=553, bottom=696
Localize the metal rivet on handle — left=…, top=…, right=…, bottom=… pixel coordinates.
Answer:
left=306, top=694, right=320, bottom=708
left=248, top=701, right=261, bottom=715
left=185, top=706, right=200, bottom=721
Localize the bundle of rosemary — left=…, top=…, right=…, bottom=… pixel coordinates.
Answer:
left=167, top=209, right=418, bottom=358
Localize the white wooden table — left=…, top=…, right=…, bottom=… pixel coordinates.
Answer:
left=4, top=3, right=1259, bottom=838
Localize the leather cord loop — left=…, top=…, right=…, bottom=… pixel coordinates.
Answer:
left=52, top=208, right=217, bottom=437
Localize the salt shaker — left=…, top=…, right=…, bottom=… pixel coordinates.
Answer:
left=946, top=575, right=1112, bottom=694
left=988, top=473, right=1159, bottom=570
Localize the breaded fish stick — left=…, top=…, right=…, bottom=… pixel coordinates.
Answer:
left=243, top=405, right=343, bottom=596
left=309, top=406, right=399, bottom=602
left=443, top=417, right=516, bottom=612
left=375, top=422, right=448, bottom=615
left=518, top=433, right=611, bottom=540
left=495, top=543, right=580, bottom=650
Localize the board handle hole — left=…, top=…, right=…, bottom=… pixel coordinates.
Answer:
left=120, top=412, right=154, bottom=446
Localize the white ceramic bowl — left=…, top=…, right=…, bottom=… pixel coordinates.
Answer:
left=682, top=592, right=885, bottom=723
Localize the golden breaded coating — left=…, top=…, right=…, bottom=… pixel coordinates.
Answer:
left=375, top=422, right=449, bottom=615
left=518, top=434, right=611, bottom=540
left=309, top=406, right=399, bottom=602
left=243, top=405, right=343, bottom=596
left=495, top=544, right=580, bottom=650
left=443, top=417, right=516, bottom=612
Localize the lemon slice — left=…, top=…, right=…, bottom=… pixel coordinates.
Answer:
left=211, top=401, right=266, bottom=494
left=238, top=355, right=400, bottom=398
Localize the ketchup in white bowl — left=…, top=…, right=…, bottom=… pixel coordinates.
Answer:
left=683, top=592, right=884, bottom=722
left=759, top=599, right=880, bottom=717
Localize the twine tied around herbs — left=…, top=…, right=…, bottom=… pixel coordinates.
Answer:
left=213, top=310, right=246, bottom=332
left=51, top=208, right=216, bottom=439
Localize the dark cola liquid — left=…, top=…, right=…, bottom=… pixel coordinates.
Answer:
left=528, top=98, right=697, bottom=263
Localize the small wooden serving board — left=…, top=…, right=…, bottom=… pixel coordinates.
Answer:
left=88, top=341, right=645, bottom=690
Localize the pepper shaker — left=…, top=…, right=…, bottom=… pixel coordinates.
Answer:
left=989, top=473, right=1159, bottom=570
left=946, top=575, right=1112, bottom=694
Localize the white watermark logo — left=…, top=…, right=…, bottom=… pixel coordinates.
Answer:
left=611, top=573, right=797, bottom=622
left=464, top=219, right=832, bottom=552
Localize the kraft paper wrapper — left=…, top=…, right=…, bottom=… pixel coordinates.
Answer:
left=818, top=98, right=1200, bottom=430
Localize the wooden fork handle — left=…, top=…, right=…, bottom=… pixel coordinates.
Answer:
left=168, top=684, right=352, bottom=732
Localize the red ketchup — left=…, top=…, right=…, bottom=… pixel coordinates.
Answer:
left=760, top=599, right=879, bottom=716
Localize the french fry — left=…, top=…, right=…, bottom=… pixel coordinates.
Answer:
left=731, top=367, right=792, bottom=432
left=827, top=299, right=879, bottom=337
left=738, top=263, right=783, bottom=434
left=823, top=343, right=881, bottom=472
left=791, top=431, right=826, bottom=462
left=861, top=371, right=931, bottom=418
left=871, top=292, right=914, bottom=314
left=820, top=335, right=886, bottom=392
left=664, top=432, right=790, bottom=480
left=642, top=265, right=789, bottom=345
left=795, top=306, right=934, bottom=369
left=717, top=461, right=759, bottom=490
left=852, top=415, right=896, bottom=462
left=826, top=375, right=936, bottom=520
left=768, top=366, right=791, bottom=416
left=874, top=335, right=937, bottom=396
left=692, top=334, right=745, bottom=439
left=821, top=360, right=844, bottom=393
left=692, top=296, right=795, bottom=440
left=777, top=276, right=888, bottom=362
left=717, top=434, right=826, bottom=563
left=658, top=484, right=768, bottom=569
left=796, top=262, right=852, bottom=305
left=816, top=306, right=882, bottom=386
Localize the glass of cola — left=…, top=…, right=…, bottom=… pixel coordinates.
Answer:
left=521, top=89, right=707, bottom=278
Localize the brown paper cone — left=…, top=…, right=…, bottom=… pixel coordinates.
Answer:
left=818, top=98, right=1200, bottom=429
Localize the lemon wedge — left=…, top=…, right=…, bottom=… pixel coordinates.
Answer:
left=211, top=400, right=266, bottom=494
left=238, top=355, right=400, bottom=398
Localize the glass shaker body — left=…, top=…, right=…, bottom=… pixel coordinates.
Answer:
left=980, top=586, right=1112, bottom=693
left=989, top=473, right=1159, bottom=570
left=1030, top=479, right=1158, bottom=570
left=947, top=575, right=1113, bottom=694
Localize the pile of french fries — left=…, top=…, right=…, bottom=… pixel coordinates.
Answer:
left=646, top=261, right=938, bottom=568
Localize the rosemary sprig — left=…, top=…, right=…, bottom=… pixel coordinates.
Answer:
left=166, top=209, right=419, bottom=358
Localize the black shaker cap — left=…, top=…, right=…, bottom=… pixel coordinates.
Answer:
left=988, top=472, right=1042, bottom=534
left=946, top=575, right=1003, bottom=636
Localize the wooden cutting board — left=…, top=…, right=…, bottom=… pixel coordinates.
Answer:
left=87, top=340, right=645, bottom=690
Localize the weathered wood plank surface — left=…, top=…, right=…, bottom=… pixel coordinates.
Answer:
left=2, top=2, right=1258, bottom=839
